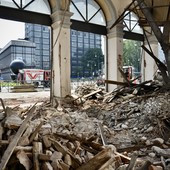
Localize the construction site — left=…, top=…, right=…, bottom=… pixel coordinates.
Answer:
left=0, top=0, right=170, bottom=170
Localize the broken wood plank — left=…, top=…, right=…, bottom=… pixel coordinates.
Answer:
left=33, top=142, right=43, bottom=170
left=0, top=98, right=6, bottom=115
left=105, top=80, right=129, bottom=86
left=14, top=146, right=33, bottom=153
left=118, top=67, right=131, bottom=86
left=98, top=122, right=107, bottom=146
left=84, top=89, right=102, bottom=99
left=16, top=150, right=32, bottom=170
left=42, top=135, right=51, bottom=148
left=64, top=154, right=72, bottom=167
left=0, top=140, right=9, bottom=145
left=38, top=154, right=51, bottom=161
left=0, top=105, right=36, bottom=170
left=126, top=152, right=138, bottom=170
left=76, top=148, right=112, bottom=170
left=98, top=157, right=115, bottom=170
left=41, top=162, right=53, bottom=170
left=0, top=123, right=4, bottom=140
left=49, top=137, right=81, bottom=168
left=29, top=121, right=44, bottom=143
left=138, top=160, right=152, bottom=170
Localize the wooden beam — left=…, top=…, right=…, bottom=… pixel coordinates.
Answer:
left=105, top=80, right=128, bottom=86
left=136, top=0, right=163, bottom=44
left=141, top=45, right=169, bottom=84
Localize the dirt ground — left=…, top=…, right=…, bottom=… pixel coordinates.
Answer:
left=0, top=89, right=50, bottom=108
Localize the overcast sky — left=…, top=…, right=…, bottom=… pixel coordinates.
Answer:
left=0, top=19, right=25, bottom=48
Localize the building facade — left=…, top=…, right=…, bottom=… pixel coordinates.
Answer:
left=0, top=40, right=36, bottom=80
left=25, top=23, right=51, bottom=70
left=70, top=29, right=102, bottom=78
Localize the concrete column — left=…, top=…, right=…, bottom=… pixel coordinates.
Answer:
left=106, top=23, right=124, bottom=91
left=50, top=10, right=73, bottom=99
left=141, top=35, right=158, bottom=81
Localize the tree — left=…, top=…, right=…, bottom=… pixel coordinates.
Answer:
left=82, top=48, right=104, bottom=77
left=123, top=40, right=141, bottom=72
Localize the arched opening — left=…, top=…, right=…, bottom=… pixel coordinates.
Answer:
left=123, top=11, right=143, bottom=83
left=70, top=0, right=107, bottom=87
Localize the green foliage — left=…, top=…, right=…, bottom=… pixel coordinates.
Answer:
left=123, top=40, right=141, bottom=72
left=81, top=48, right=104, bottom=76
left=0, top=81, right=21, bottom=87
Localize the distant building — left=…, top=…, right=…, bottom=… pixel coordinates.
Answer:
left=0, top=25, right=102, bottom=80
left=25, top=23, right=51, bottom=70
left=0, top=39, right=36, bottom=80
left=70, top=30, right=102, bottom=78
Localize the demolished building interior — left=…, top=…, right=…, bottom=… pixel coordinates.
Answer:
left=0, top=0, right=170, bottom=169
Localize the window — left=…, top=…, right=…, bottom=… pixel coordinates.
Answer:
left=78, top=31, right=83, bottom=37
left=124, top=11, right=143, bottom=34
left=90, top=33, right=94, bottom=39
left=78, top=37, right=83, bottom=42
left=35, top=38, right=40, bottom=43
left=72, top=47, right=77, bottom=52
left=16, top=47, right=22, bottom=53
left=72, top=41, right=77, bottom=47
left=78, top=43, right=83, bottom=48
left=84, top=43, right=89, bottom=48
left=84, top=39, right=89, bottom=43
left=43, top=51, right=49, bottom=55
left=43, top=56, right=49, bottom=61
left=0, top=0, right=51, bottom=14
left=70, top=0, right=106, bottom=26
left=43, top=33, right=49, bottom=38
left=43, top=39, right=50, bottom=44
left=72, top=36, right=77, bottom=41
left=43, top=44, right=49, bottom=49
left=25, top=48, right=32, bottom=53
left=70, top=0, right=106, bottom=78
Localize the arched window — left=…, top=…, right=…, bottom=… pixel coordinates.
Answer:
left=70, top=0, right=106, bottom=35
left=123, top=11, right=143, bottom=75
left=0, top=0, right=51, bottom=14
left=70, top=0, right=106, bottom=26
left=70, top=0, right=106, bottom=79
left=123, top=11, right=143, bottom=34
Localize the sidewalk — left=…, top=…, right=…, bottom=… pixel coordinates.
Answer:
left=0, top=90, right=50, bottom=109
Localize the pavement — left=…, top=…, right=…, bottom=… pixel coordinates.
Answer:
left=0, top=88, right=50, bottom=108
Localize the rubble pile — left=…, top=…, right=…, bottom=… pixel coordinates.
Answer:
left=0, top=84, right=170, bottom=169
left=74, top=84, right=100, bottom=96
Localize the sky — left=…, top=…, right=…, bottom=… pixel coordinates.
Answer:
left=0, top=19, right=25, bottom=48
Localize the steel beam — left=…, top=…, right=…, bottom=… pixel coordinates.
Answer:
left=71, top=19, right=107, bottom=35
left=0, top=5, right=51, bottom=26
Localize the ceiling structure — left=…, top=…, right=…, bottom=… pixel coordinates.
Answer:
left=111, top=0, right=170, bottom=32
left=129, top=0, right=170, bottom=83
left=135, top=0, right=170, bottom=27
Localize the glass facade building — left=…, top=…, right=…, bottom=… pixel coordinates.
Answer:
left=0, top=23, right=102, bottom=80
left=25, top=23, right=51, bottom=70
left=0, top=40, right=36, bottom=80
left=71, top=29, right=102, bottom=78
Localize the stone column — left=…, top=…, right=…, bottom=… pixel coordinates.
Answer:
left=141, top=35, right=158, bottom=81
left=106, top=23, right=124, bottom=91
left=50, top=10, right=73, bottom=99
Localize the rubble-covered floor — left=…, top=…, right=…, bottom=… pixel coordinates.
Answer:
left=0, top=84, right=170, bottom=170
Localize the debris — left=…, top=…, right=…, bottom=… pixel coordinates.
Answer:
left=0, top=83, right=170, bottom=169
left=0, top=105, right=36, bottom=170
